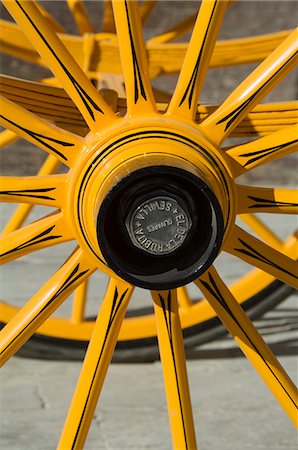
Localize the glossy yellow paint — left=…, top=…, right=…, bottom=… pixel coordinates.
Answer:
left=167, top=0, right=228, bottom=120
left=0, top=17, right=293, bottom=72
left=0, top=0, right=297, bottom=447
left=1, top=75, right=296, bottom=136
left=200, top=27, right=298, bottom=145
left=152, top=290, right=197, bottom=449
left=1, top=0, right=295, bottom=348
left=196, top=267, right=298, bottom=426
left=1, top=155, right=61, bottom=234
left=71, top=280, right=89, bottom=324
left=66, top=0, right=95, bottom=35
left=58, top=278, right=133, bottom=449
left=0, top=248, right=95, bottom=366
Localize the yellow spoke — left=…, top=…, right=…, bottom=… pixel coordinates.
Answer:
left=3, top=0, right=116, bottom=132
left=66, top=0, right=95, bottom=35
left=237, top=185, right=298, bottom=215
left=0, top=174, right=66, bottom=208
left=148, top=13, right=197, bottom=44
left=0, top=248, right=94, bottom=366
left=139, top=0, right=156, bottom=25
left=0, top=129, right=19, bottom=149
left=33, top=1, right=66, bottom=33
left=168, top=0, right=228, bottom=120
left=200, top=28, right=298, bottom=145
left=58, top=278, right=133, bottom=450
left=102, top=0, right=115, bottom=33
left=98, top=0, right=156, bottom=42
left=224, top=225, right=298, bottom=289
left=2, top=155, right=60, bottom=235
left=238, top=214, right=283, bottom=250
left=71, top=279, right=89, bottom=324
left=228, top=125, right=298, bottom=176
left=177, top=286, right=193, bottom=310
left=0, top=211, right=73, bottom=265
left=0, top=95, right=83, bottom=167
left=152, top=289, right=197, bottom=449
left=196, top=267, right=298, bottom=426
left=112, top=0, right=156, bottom=115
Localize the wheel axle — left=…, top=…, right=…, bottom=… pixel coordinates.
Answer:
left=97, top=166, right=224, bottom=289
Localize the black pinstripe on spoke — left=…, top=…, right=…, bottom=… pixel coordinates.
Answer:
left=15, top=0, right=104, bottom=120
left=0, top=225, right=62, bottom=259
left=0, top=114, right=73, bottom=161
left=234, top=237, right=298, bottom=280
left=178, top=1, right=218, bottom=109
left=158, top=291, right=189, bottom=450
left=71, top=286, right=129, bottom=448
left=216, top=52, right=297, bottom=131
left=124, top=0, right=147, bottom=104
left=200, top=271, right=298, bottom=409
left=0, top=263, right=90, bottom=357
left=238, top=139, right=298, bottom=167
left=247, top=195, right=298, bottom=210
left=0, top=187, right=56, bottom=202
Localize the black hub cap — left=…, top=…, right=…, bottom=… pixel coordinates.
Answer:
left=97, top=166, right=224, bottom=290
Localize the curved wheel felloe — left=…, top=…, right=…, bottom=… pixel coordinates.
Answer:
left=0, top=0, right=297, bottom=448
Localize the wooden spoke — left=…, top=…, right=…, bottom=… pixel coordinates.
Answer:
left=168, top=0, right=228, bottom=120
left=2, top=155, right=60, bottom=235
left=239, top=214, right=283, bottom=250
left=196, top=267, right=298, bottom=425
left=102, top=0, right=115, bottom=33
left=224, top=225, right=298, bottom=289
left=152, top=289, right=197, bottom=450
left=58, top=278, right=133, bottom=450
left=228, top=125, right=298, bottom=176
left=112, top=0, right=156, bottom=115
left=148, top=13, right=197, bottom=44
left=0, top=129, right=19, bottom=149
left=200, top=28, right=298, bottom=145
left=0, top=211, right=73, bottom=265
left=0, top=95, right=83, bottom=167
left=139, top=0, right=156, bottom=24
left=3, top=0, right=116, bottom=131
left=71, top=279, right=89, bottom=323
left=0, top=248, right=94, bottom=366
left=177, top=286, right=193, bottom=309
left=34, top=1, right=66, bottom=33
left=237, top=185, right=298, bottom=215
left=66, top=0, right=95, bottom=35
left=0, top=174, right=66, bottom=208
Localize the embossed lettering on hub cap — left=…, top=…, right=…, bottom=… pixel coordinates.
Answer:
left=129, top=196, right=192, bottom=255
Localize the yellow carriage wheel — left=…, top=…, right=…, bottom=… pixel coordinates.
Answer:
left=0, top=1, right=297, bottom=364
left=0, top=1, right=297, bottom=446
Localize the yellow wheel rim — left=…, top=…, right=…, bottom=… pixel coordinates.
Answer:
left=0, top=1, right=297, bottom=447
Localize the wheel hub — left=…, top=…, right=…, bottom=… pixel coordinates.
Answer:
left=70, top=124, right=236, bottom=289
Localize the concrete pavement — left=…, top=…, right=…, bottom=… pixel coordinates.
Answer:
left=0, top=295, right=297, bottom=450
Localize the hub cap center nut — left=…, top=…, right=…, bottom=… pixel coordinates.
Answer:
left=126, top=196, right=192, bottom=256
